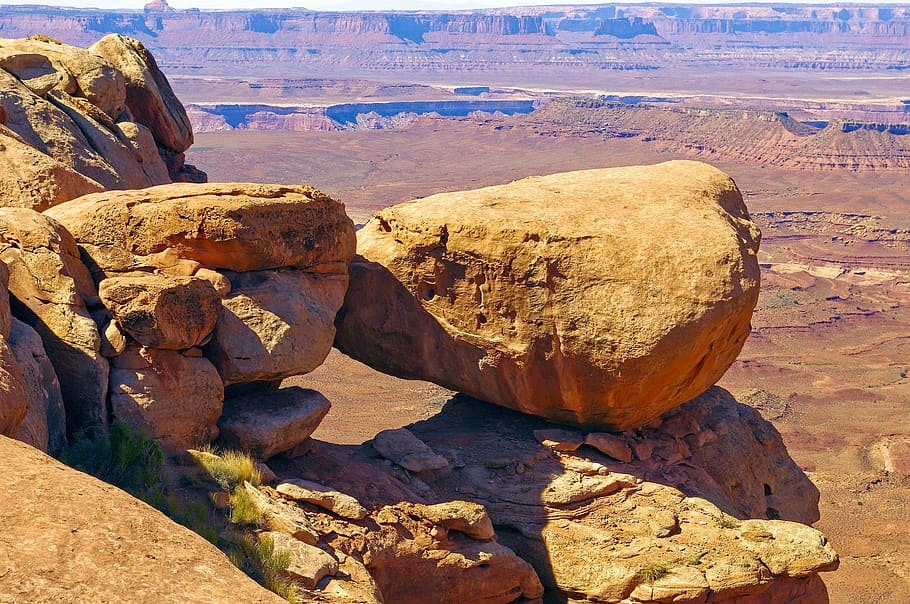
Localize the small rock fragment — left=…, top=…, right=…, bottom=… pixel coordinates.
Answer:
left=372, top=427, right=449, bottom=472
left=585, top=432, right=633, bottom=462
left=276, top=479, right=368, bottom=520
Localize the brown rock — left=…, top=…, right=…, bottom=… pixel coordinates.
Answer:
left=9, top=317, right=66, bottom=454
left=98, top=272, right=220, bottom=349
left=276, top=478, right=368, bottom=520
left=88, top=34, right=193, bottom=153
left=0, top=37, right=126, bottom=118
left=194, top=267, right=231, bottom=297
left=99, top=319, right=127, bottom=357
left=44, top=182, right=356, bottom=276
left=217, top=387, right=330, bottom=459
left=206, top=270, right=348, bottom=385
left=585, top=432, right=633, bottom=462
left=240, top=482, right=319, bottom=544
left=372, top=427, right=449, bottom=472
left=0, top=208, right=108, bottom=433
left=109, top=346, right=223, bottom=452
left=415, top=501, right=495, bottom=541
left=0, top=435, right=284, bottom=603
left=533, top=427, right=584, bottom=452
left=293, top=388, right=836, bottom=604
left=0, top=335, right=28, bottom=438
left=266, top=531, right=339, bottom=589
left=336, top=161, right=761, bottom=430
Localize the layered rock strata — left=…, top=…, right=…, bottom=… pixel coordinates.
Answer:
left=336, top=160, right=761, bottom=430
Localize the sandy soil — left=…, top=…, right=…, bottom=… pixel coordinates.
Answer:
left=189, top=118, right=910, bottom=603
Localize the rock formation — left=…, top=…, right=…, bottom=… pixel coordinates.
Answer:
left=44, top=182, right=355, bottom=451
left=0, top=34, right=205, bottom=212
left=336, top=160, right=761, bottom=430
left=274, top=387, right=838, bottom=603
left=0, top=435, right=284, bottom=603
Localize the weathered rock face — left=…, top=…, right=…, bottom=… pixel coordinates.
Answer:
left=0, top=334, right=28, bottom=438
left=44, top=182, right=357, bottom=278
left=0, top=35, right=205, bottom=212
left=277, top=386, right=837, bottom=603
left=98, top=272, right=220, bottom=350
left=110, top=346, right=223, bottom=452
left=206, top=270, right=348, bottom=385
left=0, top=207, right=108, bottom=434
left=9, top=317, right=66, bottom=454
left=89, top=34, right=193, bottom=155
left=0, top=435, right=284, bottom=603
left=0, top=127, right=103, bottom=211
left=336, top=161, right=761, bottom=430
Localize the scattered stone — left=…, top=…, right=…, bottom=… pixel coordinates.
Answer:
left=217, top=387, right=331, bottom=459
left=414, top=501, right=494, bottom=541
left=266, top=531, right=339, bottom=589
left=240, top=482, right=319, bottom=544
left=276, top=479, right=368, bottom=520
left=372, top=427, right=449, bottom=472
left=256, top=462, right=278, bottom=484
left=533, top=428, right=584, bottom=451
left=585, top=432, right=634, bottom=462
left=98, top=272, right=220, bottom=349
left=336, top=161, right=760, bottom=430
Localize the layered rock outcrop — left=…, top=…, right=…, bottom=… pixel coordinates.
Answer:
left=276, top=387, right=837, bottom=604
left=0, top=34, right=205, bottom=212
left=44, top=182, right=355, bottom=451
left=336, top=160, right=761, bottom=430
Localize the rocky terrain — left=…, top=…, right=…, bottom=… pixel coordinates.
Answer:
left=0, top=35, right=843, bottom=603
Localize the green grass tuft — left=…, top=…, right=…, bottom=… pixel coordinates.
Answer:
left=192, top=446, right=261, bottom=492
left=638, top=562, right=671, bottom=584
left=230, top=486, right=263, bottom=526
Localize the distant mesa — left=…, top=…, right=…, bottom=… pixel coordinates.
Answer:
left=144, top=0, right=173, bottom=12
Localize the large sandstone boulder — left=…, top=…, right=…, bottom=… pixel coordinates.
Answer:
left=98, top=272, right=220, bottom=350
left=0, top=207, right=108, bottom=434
left=44, top=182, right=357, bottom=278
left=336, top=161, right=761, bottom=430
left=9, top=317, right=66, bottom=453
left=0, top=435, right=284, bottom=603
left=88, top=34, right=193, bottom=154
left=206, top=270, right=348, bottom=385
left=110, top=346, right=223, bottom=452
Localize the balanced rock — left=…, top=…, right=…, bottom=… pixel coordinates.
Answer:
left=0, top=207, right=108, bottom=433
left=44, top=182, right=356, bottom=278
left=98, top=272, right=220, bottom=349
left=206, top=270, right=348, bottom=385
left=109, top=346, right=222, bottom=452
left=336, top=161, right=761, bottom=430
left=217, top=387, right=330, bottom=459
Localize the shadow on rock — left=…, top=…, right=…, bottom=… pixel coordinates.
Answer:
left=270, top=385, right=838, bottom=603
